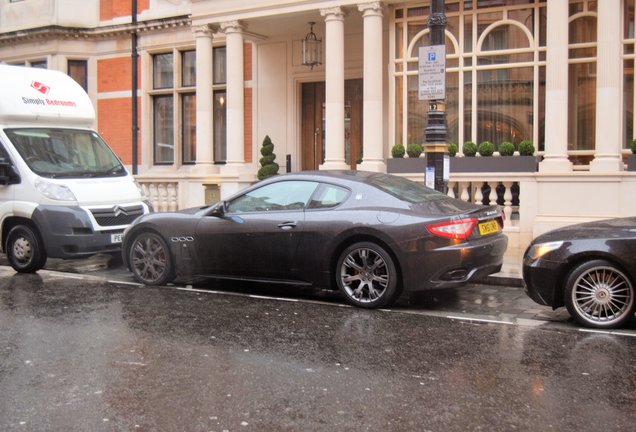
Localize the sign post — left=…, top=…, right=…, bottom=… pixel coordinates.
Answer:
left=421, top=0, right=448, bottom=193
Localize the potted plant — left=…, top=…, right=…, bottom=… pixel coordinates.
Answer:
left=463, top=141, right=477, bottom=157
left=448, top=142, right=458, bottom=157
left=450, top=139, right=539, bottom=173
left=478, top=141, right=495, bottom=157
left=406, top=143, right=423, bottom=158
left=391, top=144, right=405, bottom=158
left=257, top=135, right=279, bottom=180
left=498, top=141, right=515, bottom=157
left=387, top=143, right=427, bottom=173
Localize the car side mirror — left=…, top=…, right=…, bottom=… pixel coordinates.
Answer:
left=207, top=201, right=227, bottom=218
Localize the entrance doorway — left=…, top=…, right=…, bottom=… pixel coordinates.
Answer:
left=301, top=79, right=362, bottom=171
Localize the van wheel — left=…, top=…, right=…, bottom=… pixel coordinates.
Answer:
left=6, top=225, right=47, bottom=273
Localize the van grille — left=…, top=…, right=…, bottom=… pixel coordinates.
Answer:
left=90, top=205, right=144, bottom=227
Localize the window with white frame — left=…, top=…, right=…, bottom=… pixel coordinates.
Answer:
left=150, top=50, right=197, bottom=165
left=624, top=0, right=635, bottom=159
left=391, top=1, right=546, bottom=156
left=150, top=47, right=227, bottom=166
left=213, top=46, right=227, bottom=163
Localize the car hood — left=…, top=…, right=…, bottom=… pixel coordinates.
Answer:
left=534, top=217, right=636, bottom=243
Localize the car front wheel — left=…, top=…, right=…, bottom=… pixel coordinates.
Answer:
left=564, top=259, right=635, bottom=329
left=129, top=231, right=175, bottom=286
left=336, top=242, right=400, bottom=309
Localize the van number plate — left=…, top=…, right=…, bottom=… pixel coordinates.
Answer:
left=111, top=233, right=124, bottom=244
left=478, top=220, right=499, bottom=236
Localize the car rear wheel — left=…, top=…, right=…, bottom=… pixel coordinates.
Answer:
left=129, top=231, right=175, bottom=286
left=564, top=259, right=635, bottom=329
left=6, top=224, right=47, bottom=273
left=336, top=242, right=400, bottom=309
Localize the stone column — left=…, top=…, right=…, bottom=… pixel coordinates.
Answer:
left=357, top=2, right=386, bottom=173
left=590, top=0, right=624, bottom=172
left=193, top=25, right=215, bottom=169
left=540, top=0, right=572, bottom=173
left=320, top=7, right=349, bottom=170
left=221, top=20, right=245, bottom=167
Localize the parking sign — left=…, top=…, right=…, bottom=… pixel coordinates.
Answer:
left=418, top=45, right=446, bottom=100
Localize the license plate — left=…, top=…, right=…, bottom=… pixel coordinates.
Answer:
left=111, top=233, right=124, bottom=244
left=478, top=220, right=499, bottom=236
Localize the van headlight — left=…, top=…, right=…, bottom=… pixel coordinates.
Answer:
left=35, top=179, right=77, bottom=201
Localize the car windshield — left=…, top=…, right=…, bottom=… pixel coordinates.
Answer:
left=4, top=128, right=126, bottom=179
left=365, top=173, right=447, bottom=203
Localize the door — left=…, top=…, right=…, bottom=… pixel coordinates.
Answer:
left=301, top=79, right=363, bottom=171
left=193, top=180, right=319, bottom=280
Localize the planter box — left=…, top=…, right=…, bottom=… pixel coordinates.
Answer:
left=628, top=154, right=636, bottom=171
left=387, top=157, right=427, bottom=174
left=450, top=155, right=539, bottom=173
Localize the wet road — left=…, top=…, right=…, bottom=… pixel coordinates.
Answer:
left=1, top=265, right=635, bottom=431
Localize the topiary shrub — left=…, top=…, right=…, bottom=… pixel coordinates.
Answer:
left=406, top=143, right=423, bottom=158
left=463, top=141, right=477, bottom=157
left=391, top=144, right=405, bottom=158
left=478, top=141, right=495, bottom=157
left=448, top=142, right=458, bottom=157
left=631, top=139, right=636, bottom=154
left=518, top=139, right=535, bottom=156
left=498, top=141, right=515, bottom=157
left=257, top=135, right=279, bottom=180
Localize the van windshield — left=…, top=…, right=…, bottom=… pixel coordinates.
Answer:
left=4, top=128, right=126, bottom=178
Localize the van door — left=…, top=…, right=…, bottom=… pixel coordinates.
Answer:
left=0, top=140, right=17, bottom=235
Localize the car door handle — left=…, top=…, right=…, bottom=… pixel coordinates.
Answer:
left=277, top=222, right=297, bottom=230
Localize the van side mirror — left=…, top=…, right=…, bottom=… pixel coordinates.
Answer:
left=0, top=159, right=20, bottom=186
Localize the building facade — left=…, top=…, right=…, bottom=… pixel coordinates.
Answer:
left=1, top=0, right=635, bottom=252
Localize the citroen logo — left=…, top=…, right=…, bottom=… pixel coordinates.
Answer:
left=112, top=206, right=129, bottom=217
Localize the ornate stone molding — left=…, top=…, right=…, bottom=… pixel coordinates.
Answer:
left=192, top=24, right=216, bottom=38
left=320, top=6, right=347, bottom=21
left=220, top=20, right=244, bottom=34
left=0, top=16, right=191, bottom=45
left=358, top=1, right=384, bottom=17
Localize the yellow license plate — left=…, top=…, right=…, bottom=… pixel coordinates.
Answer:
left=478, top=220, right=499, bottom=236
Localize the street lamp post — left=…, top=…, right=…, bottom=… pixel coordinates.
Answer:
left=424, top=0, right=448, bottom=193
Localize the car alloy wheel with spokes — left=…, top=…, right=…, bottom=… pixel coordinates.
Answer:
left=565, top=259, right=635, bottom=329
left=336, top=242, right=399, bottom=309
left=129, top=231, right=175, bottom=285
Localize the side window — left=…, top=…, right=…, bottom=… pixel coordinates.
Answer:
left=227, top=181, right=318, bottom=213
left=308, top=184, right=350, bottom=209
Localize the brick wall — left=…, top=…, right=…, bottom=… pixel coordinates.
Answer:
left=100, top=0, right=150, bottom=21
left=98, top=98, right=140, bottom=165
left=97, top=57, right=140, bottom=92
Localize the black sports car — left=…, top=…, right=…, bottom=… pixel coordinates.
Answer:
left=523, top=217, right=636, bottom=328
left=122, top=171, right=508, bottom=308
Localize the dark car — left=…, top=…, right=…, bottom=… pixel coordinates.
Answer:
left=122, top=171, right=507, bottom=308
left=523, top=217, right=636, bottom=328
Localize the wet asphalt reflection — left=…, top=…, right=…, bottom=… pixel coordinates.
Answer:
left=1, top=266, right=635, bottom=431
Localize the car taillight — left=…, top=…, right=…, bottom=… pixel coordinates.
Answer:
left=426, top=218, right=477, bottom=240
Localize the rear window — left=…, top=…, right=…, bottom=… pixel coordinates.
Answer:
left=365, top=173, right=447, bottom=204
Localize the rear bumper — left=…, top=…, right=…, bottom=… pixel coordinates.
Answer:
left=402, top=233, right=508, bottom=292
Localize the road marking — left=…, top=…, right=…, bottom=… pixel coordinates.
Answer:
left=446, top=315, right=515, bottom=325
left=579, top=328, right=636, bottom=338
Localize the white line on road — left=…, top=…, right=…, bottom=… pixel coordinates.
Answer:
left=446, top=315, right=515, bottom=325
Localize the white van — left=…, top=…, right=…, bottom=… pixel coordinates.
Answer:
left=0, top=64, right=150, bottom=273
